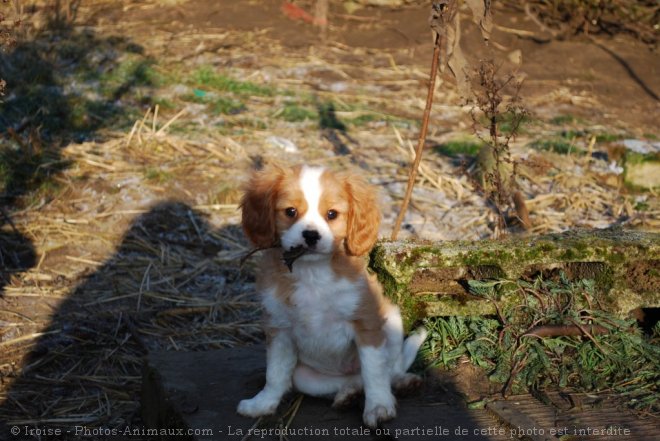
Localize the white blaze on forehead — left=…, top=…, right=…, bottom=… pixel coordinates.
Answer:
left=280, top=165, right=335, bottom=253
left=299, top=166, right=325, bottom=215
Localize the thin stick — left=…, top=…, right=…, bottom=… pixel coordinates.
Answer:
left=391, top=33, right=441, bottom=240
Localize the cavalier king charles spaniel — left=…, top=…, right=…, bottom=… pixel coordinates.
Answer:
left=237, top=163, right=427, bottom=427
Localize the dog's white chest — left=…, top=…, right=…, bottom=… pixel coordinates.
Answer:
left=288, top=265, right=361, bottom=373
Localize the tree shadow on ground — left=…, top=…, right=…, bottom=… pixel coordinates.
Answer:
left=0, top=1, right=157, bottom=298
left=0, top=6, right=156, bottom=204
left=316, top=101, right=372, bottom=170
left=317, top=101, right=356, bottom=157
left=0, top=201, right=259, bottom=440
left=0, top=220, right=36, bottom=299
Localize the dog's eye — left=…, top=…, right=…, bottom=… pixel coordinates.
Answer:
left=326, top=209, right=338, bottom=220
left=285, top=207, right=297, bottom=218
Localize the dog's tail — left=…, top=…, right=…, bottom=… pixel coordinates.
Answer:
left=401, top=327, right=428, bottom=371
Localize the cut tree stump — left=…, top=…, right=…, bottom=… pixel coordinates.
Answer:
left=369, top=227, right=659, bottom=328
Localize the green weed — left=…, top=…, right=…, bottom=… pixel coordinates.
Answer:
left=97, top=55, right=159, bottom=99
left=595, top=132, right=624, bottom=143
left=500, top=111, right=533, bottom=134
left=434, top=139, right=483, bottom=157
left=191, top=66, right=274, bottom=96
left=151, top=97, right=177, bottom=110
left=550, top=114, right=579, bottom=125
left=144, top=167, right=173, bottom=183
left=345, top=112, right=415, bottom=128
left=558, top=129, right=624, bottom=144
left=530, top=138, right=583, bottom=155
left=421, top=276, right=660, bottom=413
left=212, top=97, right=246, bottom=115
left=0, top=143, right=69, bottom=201
left=183, top=90, right=246, bottom=115
left=276, top=103, right=317, bottom=122
left=479, top=111, right=533, bottom=135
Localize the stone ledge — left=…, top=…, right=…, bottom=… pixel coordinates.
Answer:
left=370, top=228, right=659, bottom=327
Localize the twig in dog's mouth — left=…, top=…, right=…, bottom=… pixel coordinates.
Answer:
left=282, top=246, right=307, bottom=272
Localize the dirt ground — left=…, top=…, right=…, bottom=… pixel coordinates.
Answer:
left=0, top=0, right=658, bottom=438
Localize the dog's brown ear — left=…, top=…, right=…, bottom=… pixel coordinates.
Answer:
left=344, top=174, right=380, bottom=256
left=241, top=163, right=285, bottom=248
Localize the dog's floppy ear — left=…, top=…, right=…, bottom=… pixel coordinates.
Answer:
left=241, top=163, right=285, bottom=248
left=344, top=174, right=380, bottom=256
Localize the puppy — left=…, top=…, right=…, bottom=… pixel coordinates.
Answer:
left=237, top=163, right=427, bottom=427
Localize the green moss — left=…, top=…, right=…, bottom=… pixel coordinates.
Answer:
left=605, top=251, right=626, bottom=265
left=460, top=250, right=514, bottom=268
left=537, top=241, right=556, bottom=253
left=401, top=245, right=438, bottom=269
left=370, top=246, right=423, bottom=331
left=561, top=247, right=587, bottom=261
left=593, top=265, right=615, bottom=292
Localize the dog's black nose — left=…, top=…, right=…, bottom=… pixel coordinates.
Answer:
left=302, top=230, right=321, bottom=247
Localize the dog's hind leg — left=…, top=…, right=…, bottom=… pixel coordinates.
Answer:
left=292, top=364, right=356, bottom=397
left=332, top=377, right=364, bottom=410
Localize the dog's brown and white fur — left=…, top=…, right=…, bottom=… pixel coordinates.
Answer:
left=237, top=163, right=426, bottom=427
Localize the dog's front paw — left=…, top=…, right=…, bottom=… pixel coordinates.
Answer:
left=363, top=398, right=396, bottom=428
left=237, top=393, right=279, bottom=418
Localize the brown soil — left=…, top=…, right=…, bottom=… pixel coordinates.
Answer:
left=108, top=0, right=659, bottom=133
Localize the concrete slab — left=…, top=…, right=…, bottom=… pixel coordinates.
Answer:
left=141, top=346, right=510, bottom=441
left=141, top=346, right=659, bottom=441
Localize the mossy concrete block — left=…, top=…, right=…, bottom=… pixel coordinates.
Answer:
left=370, top=228, right=659, bottom=328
